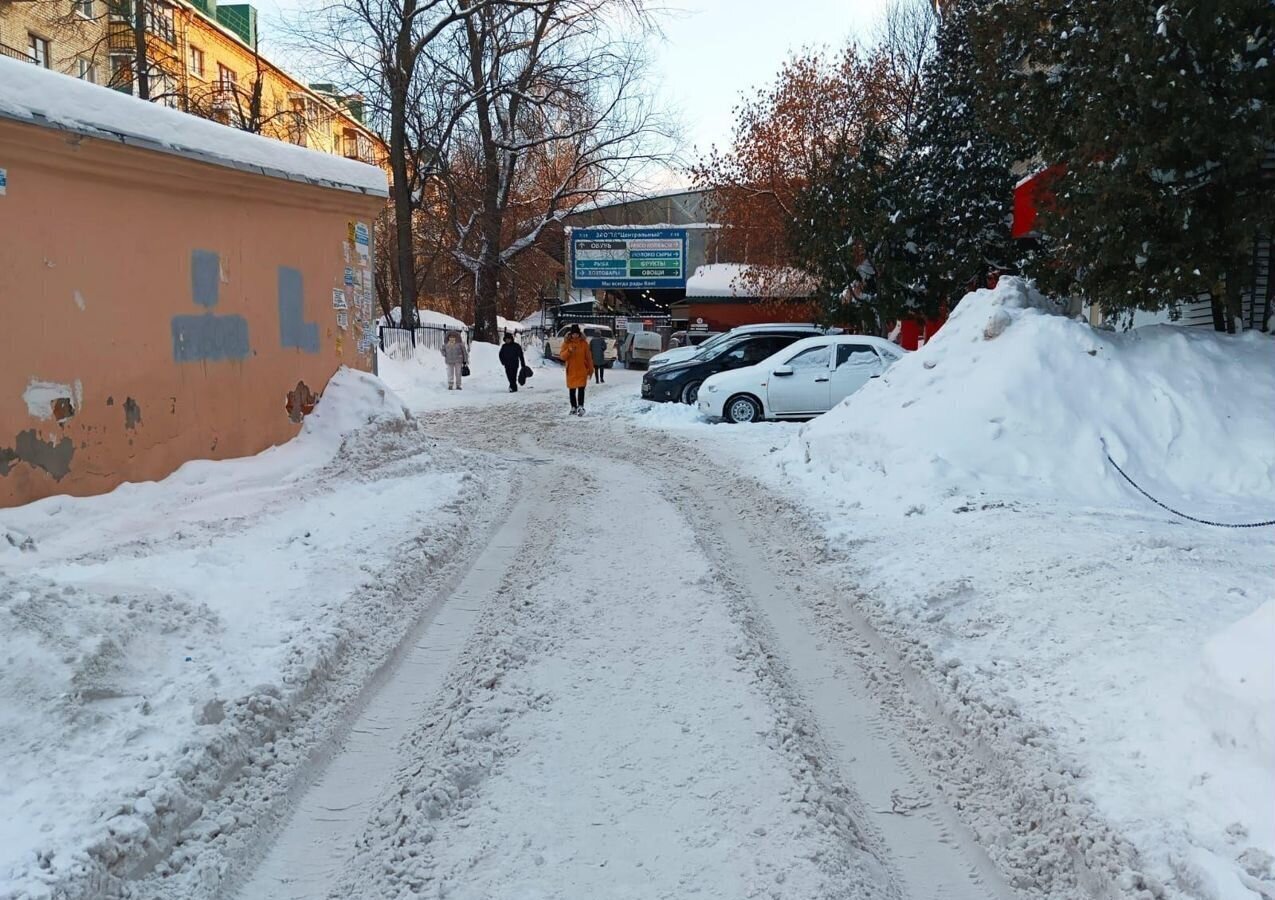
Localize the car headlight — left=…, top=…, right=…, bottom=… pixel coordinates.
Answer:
left=650, top=369, right=681, bottom=381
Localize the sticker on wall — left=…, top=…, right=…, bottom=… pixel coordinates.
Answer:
left=344, top=266, right=354, bottom=286
left=342, top=242, right=351, bottom=264
left=354, top=222, right=370, bottom=257
left=347, top=221, right=356, bottom=244
left=336, top=333, right=344, bottom=355
left=336, top=311, right=349, bottom=329
left=0, top=168, right=7, bottom=196
left=331, top=289, right=348, bottom=310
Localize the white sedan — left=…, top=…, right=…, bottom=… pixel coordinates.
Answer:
left=697, top=335, right=905, bottom=423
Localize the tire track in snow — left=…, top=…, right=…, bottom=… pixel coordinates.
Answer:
left=222, top=472, right=543, bottom=900
left=329, top=450, right=899, bottom=899
left=664, top=472, right=1017, bottom=900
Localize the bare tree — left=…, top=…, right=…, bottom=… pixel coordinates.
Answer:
left=432, top=0, right=676, bottom=342
left=291, top=0, right=547, bottom=328
left=874, top=0, right=937, bottom=147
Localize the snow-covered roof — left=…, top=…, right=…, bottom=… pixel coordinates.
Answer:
left=0, top=59, right=387, bottom=196
left=685, top=264, right=816, bottom=299
left=568, top=186, right=704, bottom=216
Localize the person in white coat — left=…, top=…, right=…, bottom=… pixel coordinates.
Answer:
left=441, top=331, right=469, bottom=390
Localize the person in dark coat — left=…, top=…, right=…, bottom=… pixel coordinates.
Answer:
left=589, top=333, right=608, bottom=383
left=498, top=333, right=526, bottom=392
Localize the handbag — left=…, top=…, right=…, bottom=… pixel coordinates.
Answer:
left=461, top=364, right=471, bottom=377
left=519, top=364, right=533, bottom=385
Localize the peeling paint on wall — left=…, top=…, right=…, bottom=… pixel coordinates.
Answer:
left=73, top=290, right=86, bottom=311
left=0, top=430, right=75, bottom=481
left=123, top=397, right=142, bottom=430
left=23, top=379, right=82, bottom=421
left=285, top=381, right=317, bottom=423
left=278, top=267, right=319, bottom=353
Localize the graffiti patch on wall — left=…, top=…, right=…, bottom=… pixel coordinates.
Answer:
left=278, top=267, right=319, bottom=353
left=172, top=250, right=251, bottom=362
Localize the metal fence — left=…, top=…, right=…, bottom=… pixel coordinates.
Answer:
left=378, top=323, right=471, bottom=360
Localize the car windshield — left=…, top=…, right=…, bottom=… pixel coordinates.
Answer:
left=688, top=332, right=732, bottom=356
left=699, top=338, right=755, bottom=362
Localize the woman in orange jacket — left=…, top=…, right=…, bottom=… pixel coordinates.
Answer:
left=559, top=324, right=595, bottom=416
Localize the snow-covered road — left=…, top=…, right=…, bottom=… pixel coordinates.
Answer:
left=158, top=384, right=1023, bottom=900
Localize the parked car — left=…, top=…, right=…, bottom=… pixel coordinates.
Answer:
left=544, top=324, right=617, bottom=365
left=667, top=330, right=721, bottom=350
left=641, top=328, right=824, bottom=405
left=697, top=335, right=906, bottom=423
left=619, top=331, right=664, bottom=369
left=647, top=323, right=822, bottom=370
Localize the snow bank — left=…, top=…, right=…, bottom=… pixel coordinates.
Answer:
left=0, top=369, right=480, bottom=899
left=378, top=341, right=525, bottom=412
left=0, top=59, right=386, bottom=195
left=798, top=276, right=1275, bottom=516
left=758, top=277, right=1275, bottom=899
left=382, top=306, right=470, bottom=331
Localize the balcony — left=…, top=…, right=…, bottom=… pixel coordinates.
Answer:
left=108, top=21, right=135, bottom=51
left=0, top=41, right=33, bottom=64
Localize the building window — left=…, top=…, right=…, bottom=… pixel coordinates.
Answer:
left=153, top=73, right=177, bottom=107
left=188, top=45, right=204, bottom=78
left=342, top=129, right=358, bottom=159
left=147, top=3, right=174, bottom=44
left=289, top=97, right=307, bottom=146
left=28, top=34, right=51, bottom=68
left=109, top=54, right=132, bottom=91
left=77, top=56, right=96, bottom=81
left=217, top=63, right=237, bottom=92
left=74, top=0, right=94, bottom=18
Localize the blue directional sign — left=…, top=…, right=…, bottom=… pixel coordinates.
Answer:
left=570, top=228, right=688, bottom=290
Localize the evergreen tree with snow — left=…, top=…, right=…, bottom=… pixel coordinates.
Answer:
left=981, top=0, right=1273, bottom=325
left=891, top=0, right=1026, bottom=313
left=790, top=124, right=907, bottom=332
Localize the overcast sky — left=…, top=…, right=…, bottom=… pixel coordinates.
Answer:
left=252, top=0, right=894, bottom=186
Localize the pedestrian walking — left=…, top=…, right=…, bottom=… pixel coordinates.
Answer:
left=589, top=332, right=607, bottom=383
left=499, top=333, right=526, bottom=393
left=559, top=324, right=594, bottom=415
left=441, top=331, right=468, bottom=390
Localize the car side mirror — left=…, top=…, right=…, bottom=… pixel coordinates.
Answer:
left=772, top=365, right=794, bottom=377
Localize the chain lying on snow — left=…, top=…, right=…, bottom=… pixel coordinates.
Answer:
left=1101, top=438, right=1275, bottom=528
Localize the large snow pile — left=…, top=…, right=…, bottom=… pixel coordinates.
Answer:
left=799, top=276, right=1275, bottom=516
left=765, top=276, right=1275, bottom=899
left=0, top=59, right=386, bottom=195
left=0, top=369, right=478, bottom=898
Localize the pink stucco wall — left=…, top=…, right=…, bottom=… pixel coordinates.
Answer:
left=0, top=117, right=385, bottom=507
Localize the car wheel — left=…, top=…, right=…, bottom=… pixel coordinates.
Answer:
left=725, top=394, right=762, bottom=424
left=680, top=381, right=702, bottom=405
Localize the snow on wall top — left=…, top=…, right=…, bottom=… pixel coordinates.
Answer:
left=0, top=59, right=387, bottom=196
left=685, top=264, right=815, bottom=299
